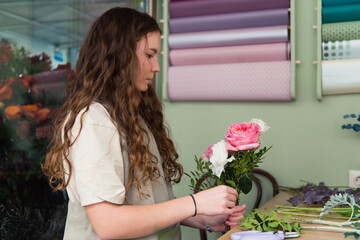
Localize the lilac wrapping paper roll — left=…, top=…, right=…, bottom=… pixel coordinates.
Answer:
left=168, top=61, right=291, bottom=101
left=169, top=42, right=290, bottom=66
left=169, top=8, right=289, bottom=33
left=169, top=0, right=290, bottom=18
left=168, top=25, right=288, bottom=50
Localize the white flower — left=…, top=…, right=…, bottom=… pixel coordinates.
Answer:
left=209, top=140, right=235, bottom=178
left=250, top=118, right=270, bottom=133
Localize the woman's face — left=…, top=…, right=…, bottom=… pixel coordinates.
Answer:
left=134, top=31, right=161, bottom=92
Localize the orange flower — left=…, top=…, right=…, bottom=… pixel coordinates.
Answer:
left=21, top=75, right=34, bottom=88
left=36, top=108, right=50, bottom=124
left=0, top=84, right=13, bottom=101
left=3, top=77, right=17, bottom=86
left=5, top=105, right=22, bottom=120
left=22, top=103, right=41, bottom=119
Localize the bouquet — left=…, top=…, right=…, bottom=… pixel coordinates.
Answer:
left=186, top=119, right=271, bottom=201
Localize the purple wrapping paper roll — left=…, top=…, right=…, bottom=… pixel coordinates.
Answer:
left=169, top=0, right=290, bottom=18
left=169, top=42, right=290, bottom=66
left=168, top=25, right=289, bottom=50
left=168, top=61, right=291, bottom=101
left=169, top=8, right=289, bottom=33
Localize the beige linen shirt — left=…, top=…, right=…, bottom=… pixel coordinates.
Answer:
left=63, top=102, right=181, bottom=240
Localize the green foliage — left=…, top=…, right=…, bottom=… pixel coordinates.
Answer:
left=321, top=193, right=360, bottom=220
left=345, top=232, right=360, bottom=240
left=0, top=43, right=31, bottom=81
left=240, top=209, right=302, bottom=234
left=186, top=146, right=271, bottom=196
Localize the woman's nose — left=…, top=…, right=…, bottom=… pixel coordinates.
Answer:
left=152, top=59, right=160, bottom=72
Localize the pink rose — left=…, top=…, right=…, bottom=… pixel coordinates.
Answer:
left=225, top=122, right=261, bottom=152
left=201, top=144, right=213, bottom=161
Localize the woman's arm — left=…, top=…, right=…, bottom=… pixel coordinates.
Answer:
left=85, top=185, right=238, bottom=239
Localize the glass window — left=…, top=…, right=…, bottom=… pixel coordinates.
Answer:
left=0, top=1, right=150, bottom=238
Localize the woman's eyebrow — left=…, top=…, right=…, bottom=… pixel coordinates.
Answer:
left=149, top=48, right=158, bottom=54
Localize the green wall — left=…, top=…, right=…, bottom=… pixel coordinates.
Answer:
left=158, top=0, right=360, bottom=239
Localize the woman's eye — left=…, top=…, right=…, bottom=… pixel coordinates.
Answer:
left=147, top=54, right=153, bottom=59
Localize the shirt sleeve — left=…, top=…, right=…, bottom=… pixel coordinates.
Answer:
left=69, top=121, right=126, bottom=207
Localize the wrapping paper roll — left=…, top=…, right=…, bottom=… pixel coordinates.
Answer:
left=169, top=0, right=290, bottom=18
left=168, top=61, right=291, bottom=101
left=322, top=59, right=360, bottom=95
left=169, top=8, right=289, bottom=34
left=322, top=0, right=360, bottom=6
left=169, top=43, right=290, bottom=66
left=168, top=26, right=288, bottom=50
left=323, top=40, right=360, bottom=60
left=322, top=21, right=360, bottom=42
left=322, top=4, right=360, bottom=24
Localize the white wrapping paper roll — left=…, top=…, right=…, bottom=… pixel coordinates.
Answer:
left=322, top=59, right=360, bottom=95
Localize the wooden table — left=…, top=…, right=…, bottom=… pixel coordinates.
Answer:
left=218, top=191, right=346, bottom=240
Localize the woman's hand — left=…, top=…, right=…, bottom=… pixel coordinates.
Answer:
left=201, top=204, right=246, bottom=232
left=225, top=204, right=246, bottom=229
left=194, top=185, right=238, bottom=216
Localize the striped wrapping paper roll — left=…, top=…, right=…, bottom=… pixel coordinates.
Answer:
left=322, top=21, right=360, bottom=42
left=169, top=42, right=290, bottom=66
left=168, top=61, right=291, bottom=101
left=168, top=25, right=288, bottom=50
left=169, top=8, right=289, bottom=33
left=322, top=4, right=360, bottom=24
left=322, top=59, right=360, bottom=95
left=169, top=0, right=290, bottom=18
left=322, top=0, right=360, bottom=6
left=323, top=40, right=360, bottom=60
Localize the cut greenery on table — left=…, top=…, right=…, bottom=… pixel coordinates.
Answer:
left=240, top=209, right=301, bottom=233
left=239, top=181, right=360, bottom=239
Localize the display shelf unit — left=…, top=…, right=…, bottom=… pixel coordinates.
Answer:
left=159, top=0, right=296, bottom=101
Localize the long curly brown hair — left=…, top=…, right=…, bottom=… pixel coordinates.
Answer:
left=42, top=7, right=183, bottom=197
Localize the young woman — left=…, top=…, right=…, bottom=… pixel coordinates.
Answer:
left=43, top=7, right=245, bottom=240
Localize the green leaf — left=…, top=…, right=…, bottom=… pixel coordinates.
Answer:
left=264, top=224, right=271, bottom=231
left=225, top=180, right=237, bottom=189
left=281, top=215, right=291, bottom=222
left=269, top=222, right=279, bottom=228
left=344, top=232, right=360, bottom=240
left=240, top=222, right=254, bottom=229
left=239, top=172, right=252, bottom=194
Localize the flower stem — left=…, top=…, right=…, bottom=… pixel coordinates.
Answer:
left=292, top=216, right=360, bottom=227
left=277, top=210, right=349, bottom=220
left=276, top=205, right=349, bottom=213
left=302, top=225, right=360, bottom=235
